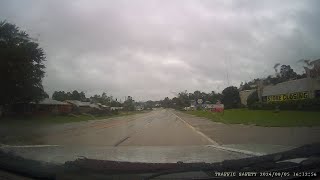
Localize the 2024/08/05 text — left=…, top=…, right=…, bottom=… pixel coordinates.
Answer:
left=213, top=171, right=317, bottom=178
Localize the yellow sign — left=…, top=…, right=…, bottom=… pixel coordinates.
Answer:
left=267, top=92, right=309, bottom=102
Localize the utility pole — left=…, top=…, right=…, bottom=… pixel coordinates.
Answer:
left=224, top=55, right=231, bottom=87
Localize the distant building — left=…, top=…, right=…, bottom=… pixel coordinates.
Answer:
left=33, top=98, right=72, bottom=115
left=239, top=89, right=256, bottom=106
left=65, top=100, right=93, bottom=113
left=204, top=104, right=215, bottom=109
left=111, top=107, right=123, bottom=111
left=135, top=105, right=144, bottom=111
left=7, top=98, right=72, bottom=116
left=261, top=78, right=320, bottom=102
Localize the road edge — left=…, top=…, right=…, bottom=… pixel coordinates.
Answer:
left=171, top=111, right=219, bottom=146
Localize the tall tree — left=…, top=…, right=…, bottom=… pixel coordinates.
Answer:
left=279, top=65, right=297, bottom=81
left=208, top=91, right=222, bottom=103
left=222, top=86, right=241, bottom=109
left=79, top=91, right=86, bottom=101
left=161, top=97, right=171, bottom=108
left=0, top=21, right=46, bottom=105
left=241, top=82, right=252, bottom=90
left=71, top=90, right=80, bottom=100
left=52, top=91, right=65, bottom=101
left=123, top=96, right=135, bottom=111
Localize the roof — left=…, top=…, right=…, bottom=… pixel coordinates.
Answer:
left=89, top=103, right=101, bottom=109
left=111, top=107, right=123, bottom=110
left=65, top=100, right=91, bottom=107
left=37, top=98, right=70, bottom=105
left=262, top=78, right=310, bottom=96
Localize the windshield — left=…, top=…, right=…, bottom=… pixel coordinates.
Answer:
left=0, top=0, right=320, bottom=179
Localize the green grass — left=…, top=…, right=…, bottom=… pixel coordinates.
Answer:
left=0, top=110, right=150, bottom=145
left=0, top=110, right=149, bottom=125
left=185, top=109, right=320, bottom=127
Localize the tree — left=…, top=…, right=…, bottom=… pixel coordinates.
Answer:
left=123, top=96, right=135, bottom=111
left=71, top=90, right=81, bottom=100
left=177, top=91, right=190, bottom=108
left=79, top=91, right=87, bottom=101
left=221, top=86, right=241, bottom=109
left=208, top=91, right=222, bottom=103
left=0, top=21, right=46, bottom=105
left=90, top=92, right=111, bottom=105
left=161, top=97, right=171, bottom=108
left=110, top=100, right=122, bottom=107
left=241, top=82, right=251, bottom=90
left=144, top=100, right=154, bottom=110
left=279, top=65, right=297, bottom=81
left=52, top=91, right=65, bottom=101
left=52, top=90, right=87, bottom=101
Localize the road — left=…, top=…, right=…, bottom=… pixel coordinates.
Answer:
left=41, top=108, right=214, bottom=146
left=1, top=109, right=251, bottom=163
left=2, top=108, right=319, bottom=163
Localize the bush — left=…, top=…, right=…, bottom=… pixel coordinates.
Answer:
left=222, top=86, right=241, bottom=109
left=248, top=98, right=320, bottom=111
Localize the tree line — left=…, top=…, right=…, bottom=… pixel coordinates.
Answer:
left=52, top=90, right=136, bottom=108
left=159, top=87, right=240, bottom=109
left=159, top=63, right=308, bottom=109
left=0, top=20, right=314, bottom=113
left=240, top=64, right=306, bottom=91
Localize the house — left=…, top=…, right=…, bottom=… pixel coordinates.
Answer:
left=110, top=107, right=123, bottom=111
left=34, top=98, right=72, bottom=115
left=96, top=103, right=110, bottom=110
left=65, top=100, right=93, bottom=113
left=4, top=98, right=72, bottom=116
left=135, top=105, right=144, bottom=111
left=204, top=104, right=215, bottom=109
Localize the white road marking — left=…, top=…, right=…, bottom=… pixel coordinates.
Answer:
left=171, top=111, right=219, bottom=146
left=171, top=111, right=264, bottom=157
left=206, top=145, right=265, bottom=156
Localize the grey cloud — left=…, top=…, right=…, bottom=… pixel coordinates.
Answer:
left=1, top=0, right=320, bottom=101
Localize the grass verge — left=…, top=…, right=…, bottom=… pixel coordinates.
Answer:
left=184, top=109, right=320, bottom=127
left=0, top=110, right=150, bottom=145
left=0, top=110, right=150, bottom=125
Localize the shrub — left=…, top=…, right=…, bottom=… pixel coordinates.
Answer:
left=248, top=98, right=320, bottom=111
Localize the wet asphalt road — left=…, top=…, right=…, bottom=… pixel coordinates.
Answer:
left=41, top=109, right=213, bottom=146
left=2, top=109, right=318, bottom=163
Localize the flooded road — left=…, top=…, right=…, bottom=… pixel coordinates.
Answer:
left=41, top=109, right=214, bottom=146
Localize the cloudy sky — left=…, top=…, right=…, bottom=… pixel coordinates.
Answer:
left=1, top=0, right=320, bottom=101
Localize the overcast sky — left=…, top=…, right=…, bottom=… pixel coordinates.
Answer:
left=1, top=0, right=320, bottom=101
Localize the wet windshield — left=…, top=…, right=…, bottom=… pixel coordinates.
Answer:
left=0, top=0, right=320, bottom=179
